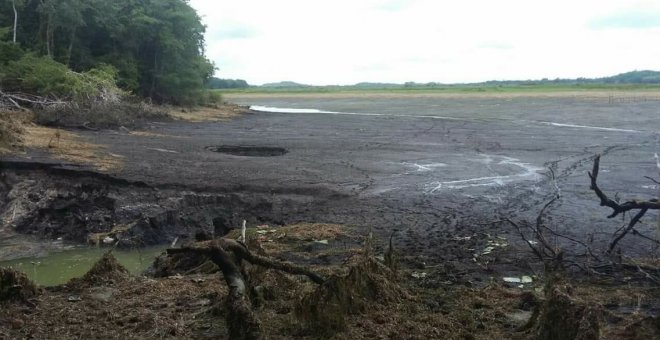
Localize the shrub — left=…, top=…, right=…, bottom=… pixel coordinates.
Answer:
left=0, top=55, right=124, bottom=102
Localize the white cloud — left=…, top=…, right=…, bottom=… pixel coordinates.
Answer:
left=189, top=0, right=660, bottom=85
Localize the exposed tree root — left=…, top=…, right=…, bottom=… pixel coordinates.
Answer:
left=167, top=238, right=326, bottom=340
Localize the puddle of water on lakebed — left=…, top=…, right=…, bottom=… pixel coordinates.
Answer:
left=0, top=246, right=168, bottom=286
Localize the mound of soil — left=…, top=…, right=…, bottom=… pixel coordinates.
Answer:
left=533, top=281, right=601, bottom=340
left=0, top=268, right=38, bottom=303
left=68, top=252, right=129, bottom=288
left=296, top=257, right=406, bottom=336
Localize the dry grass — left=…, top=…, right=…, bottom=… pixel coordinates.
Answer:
left=1, top=111, right=122, bottom=171
left=169, top=104, right=250, bottom=122
left=22, top=125, right=123, bottom=171
left=0, top=111, right=28, bottom=154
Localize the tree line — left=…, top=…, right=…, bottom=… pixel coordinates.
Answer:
left=0, top=0, right=214, bottom=105
left=207, top=78, right=249, bottom=89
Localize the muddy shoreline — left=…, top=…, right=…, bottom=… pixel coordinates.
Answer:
left=1, top=94, right=659, bottom=273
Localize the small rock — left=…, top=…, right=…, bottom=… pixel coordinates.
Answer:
left=192, top=298, right=212, bottom=307
left=411, top=272, right=427, bottom=279
left=87, top=287, right=119, bottom=302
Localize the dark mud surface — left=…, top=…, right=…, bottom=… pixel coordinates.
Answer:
left=1, top=93, right=659, bottom=278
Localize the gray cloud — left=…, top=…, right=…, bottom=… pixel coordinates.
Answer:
left=590, top=11, right=660, bottom=29
left=477, top=42, right=514, bottom=50
left=375, top=0, right=415, bottom=12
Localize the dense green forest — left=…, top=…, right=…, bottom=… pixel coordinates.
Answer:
left=0, top=0, right=214, bottom=105
left=207, top=77, right=249, bottom=89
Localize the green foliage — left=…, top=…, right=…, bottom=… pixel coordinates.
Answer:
left=0, top=0, right=213, bottom=105
left=1, top=54, right=122, bottom=101
left=0, top=41, right=24, bottom=65
left=602, top=70, right=660, bottom=84
left=208, top=78, right=250, bottom=89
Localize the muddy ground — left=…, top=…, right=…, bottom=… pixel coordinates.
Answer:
left=2, top=94, right=659, bottom=266
left=0, top=93, right=658, bottom=338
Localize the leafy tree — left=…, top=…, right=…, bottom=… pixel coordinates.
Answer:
left=208, top=78, right=250, bottom=89
left=0, top=0, right=214, bottom=105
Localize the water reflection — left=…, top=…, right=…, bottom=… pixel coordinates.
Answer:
left=0, top=246, right=168, bottom=286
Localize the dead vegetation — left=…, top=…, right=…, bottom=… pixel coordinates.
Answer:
left=0, top=110, right=123, bottom=170
left=296, top=257, right=406, bottom=336
left=168, top=104, right=251, bottom=122
left=0, top=268, right=38, bottom=303
left=67, top=252, right=130, bottom=289
left=0, top=222, right=658, bottom=339
left=507, top=155, right=660, bottom=284
left=0, top=111, right=27, bottom=153
left=23, top=125, right=123, bottom=170
left=32, top=100, right=169, bottom=130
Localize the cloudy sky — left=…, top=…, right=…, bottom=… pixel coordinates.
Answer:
left=189, top=0, right=660, bottom=85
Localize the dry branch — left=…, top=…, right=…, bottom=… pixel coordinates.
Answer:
left=166, top=238, right=327, bottom=339
left=168, top=238, right=325, bottom=284
left=588, top=155, right=659, bottom=253
left=168, top=240, right=260, bottom=340
left=0, top=91, right=65, bottom=109
left=589, top=155, right=660, bottom=219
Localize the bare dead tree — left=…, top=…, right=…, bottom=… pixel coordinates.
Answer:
left=588, top=155, right=660, bottom=253
left=0, top=91, right=66, bottom=110
left=166, top=238, right=325, bottom=340
left=508, top=156, right=659, bottom=281
left=505, top=167, right=564, bottom=267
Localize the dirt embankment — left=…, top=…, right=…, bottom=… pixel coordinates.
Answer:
left=0, top=160, right=347, bottom=258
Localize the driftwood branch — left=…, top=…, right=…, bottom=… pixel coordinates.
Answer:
left=607, top=208, right=648, bottom=253
left=589, top=155, right=660, bottom=218
left=644, top=176, right=660, bottom=185
left=166, top=237, right=327, bottom=339
left=588, top=155, right=659, bottom=253
left=168, top=239, right=325, bottom=284
left=0, top=91, right=66, bottom=109
left=509, top=156, right=659, bottom=282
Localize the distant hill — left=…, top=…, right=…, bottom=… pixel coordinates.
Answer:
left=353, top=82, right=401, bottom=88
left=599, top=70, right=660, bottom=84
left=255, top=71, right=660, bottom=89
left=261, top=81, right=311, bottom=88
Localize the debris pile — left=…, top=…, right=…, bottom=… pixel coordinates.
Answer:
left=296, top=256, right=406, bottom=336
left=0, top=267, right=38, bottom=303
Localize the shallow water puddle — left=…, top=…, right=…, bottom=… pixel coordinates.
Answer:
left=0, top=246, right=168, bottom=286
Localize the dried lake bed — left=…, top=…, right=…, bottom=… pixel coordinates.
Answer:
left=2, top=91, right=659, bottom=282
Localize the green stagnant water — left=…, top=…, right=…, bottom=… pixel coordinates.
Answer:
left=0, top=246, right=168, bottom=286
